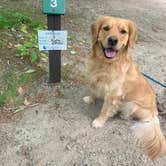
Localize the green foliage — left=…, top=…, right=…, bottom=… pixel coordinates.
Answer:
left=0, top=93, right=7, bottom=106
left=0, top=9, right=46, bottom=62
left=0, top=69, right=42, bottom=107
left=16, top=25, right=43, bottom=62
left=0, top=40, right=3, bottom=48
left=0, top=9, right=42, bottom=30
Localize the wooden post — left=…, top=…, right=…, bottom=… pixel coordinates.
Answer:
left=42, top=0, right=66, bottom=83
left=47, top=14, right=61, bottom=83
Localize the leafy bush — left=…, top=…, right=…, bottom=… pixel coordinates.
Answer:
left=16, top=24, right=46, bottom=62
left=0, top=9, right=46, bottom=62
left=0, top=9, right=39, bottom=30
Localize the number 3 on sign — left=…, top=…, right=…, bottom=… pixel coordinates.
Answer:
left=51, top=0, right=57, bottom=8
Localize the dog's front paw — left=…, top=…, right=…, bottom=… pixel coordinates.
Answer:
left=83, top=96, right=94, bottom=104
left=92, top=118, right=105, bottom=128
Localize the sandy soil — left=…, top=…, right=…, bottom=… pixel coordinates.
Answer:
left=0, top=0, right=166, bottom=166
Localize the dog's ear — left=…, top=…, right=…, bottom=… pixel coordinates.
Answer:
left=91, top=20, right=101, bottom=45
left=128, top=20, right=137, bottom=48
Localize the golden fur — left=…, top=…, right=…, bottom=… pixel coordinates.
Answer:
left=84, top=16, right=166, bottom=159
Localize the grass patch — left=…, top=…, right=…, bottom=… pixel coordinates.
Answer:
left=0, top=68, right=44, bottom=107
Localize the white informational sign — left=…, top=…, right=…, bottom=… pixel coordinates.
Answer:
left=38, top=30, right=67, bottom=51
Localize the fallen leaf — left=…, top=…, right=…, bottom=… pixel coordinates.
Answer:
left=35, top=93, right=46, bottom=103
left=70, top=50, right=77, bottom=55
left=40, top=57, right=48, bottom=63
left=71, top=74, right=85, bottom=84
left=13, top=103, right=39, bottom=114
left=7, top=42, right=13, bottom=49
left=63, top=63, right=67, bottom=66
left=13, top=106, right=25, bottom=114
left=25, top=69, right=36, bottom=74
left=14, top=44, right=21, bottom=48
left=68, top=45, right=72, bottom=49
left=17, top=86, right=26, bottom=95
left=11, top=28, right=16, bottom=32
left=24, top=98, right=31, bottom=106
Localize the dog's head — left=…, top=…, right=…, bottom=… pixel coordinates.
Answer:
left=91, top=16, right=137, bottom=60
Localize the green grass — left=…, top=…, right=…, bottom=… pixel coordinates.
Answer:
left=0, top=68, right=43, bottom=107
left=0, top=93, right=7, bottom=106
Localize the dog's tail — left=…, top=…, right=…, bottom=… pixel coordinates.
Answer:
left=132, top=116, right=166, bottom=159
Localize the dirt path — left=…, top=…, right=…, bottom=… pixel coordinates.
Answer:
left=0, top=0, right=166, bottom=166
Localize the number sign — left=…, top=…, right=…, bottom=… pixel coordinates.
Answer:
left=42, top=0, right=65, bottom=14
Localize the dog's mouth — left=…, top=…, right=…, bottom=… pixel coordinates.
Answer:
left=103, top=48, right=118, bottom=59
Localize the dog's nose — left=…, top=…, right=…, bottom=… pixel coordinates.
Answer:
left=108, top=36, right=118, bottom=46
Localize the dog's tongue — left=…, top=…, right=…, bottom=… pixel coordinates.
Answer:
left=105, top=49, right=116, bottom=58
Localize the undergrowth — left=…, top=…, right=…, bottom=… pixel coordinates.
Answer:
left=0, top=8, right=46, bottom=62
left=0, top=68, right=44, bottom=107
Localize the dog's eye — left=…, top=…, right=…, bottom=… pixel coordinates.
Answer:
left=120, top=29, right=127, bottom=34
left=103, top=26, right=110, bottom=31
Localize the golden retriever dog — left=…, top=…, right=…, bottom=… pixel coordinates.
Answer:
left=83, top=16, right=166, bottom=159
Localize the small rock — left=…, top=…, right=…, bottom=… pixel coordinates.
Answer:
left=70, top=50, right=77, bottom=55
left=60, top=135, right=65, bottom=141
left=92, top=152, right=96, bottom=156
left=101, top=149, right=105, bottom=153
left=65, top=144, right=72, bottom=151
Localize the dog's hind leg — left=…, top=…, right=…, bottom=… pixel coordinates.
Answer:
left=119, top=102, right=136, bottom=120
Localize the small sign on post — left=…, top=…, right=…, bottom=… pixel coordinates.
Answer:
left=39, top=0, right=66, bottom=83
left=38, top=30, right=67, bottom=51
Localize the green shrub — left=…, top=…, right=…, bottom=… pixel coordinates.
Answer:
left=0, top=9, right=41, bottom=30
left=0, top=9, right=46, bottom=62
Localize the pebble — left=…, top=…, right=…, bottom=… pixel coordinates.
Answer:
left=101, top=149, right=105, bottom=153
left=59, top=135, right=65, bottom=141
left=92, top=152, right=96, bottom=156
left=65, top=144, right=72, bottom=151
